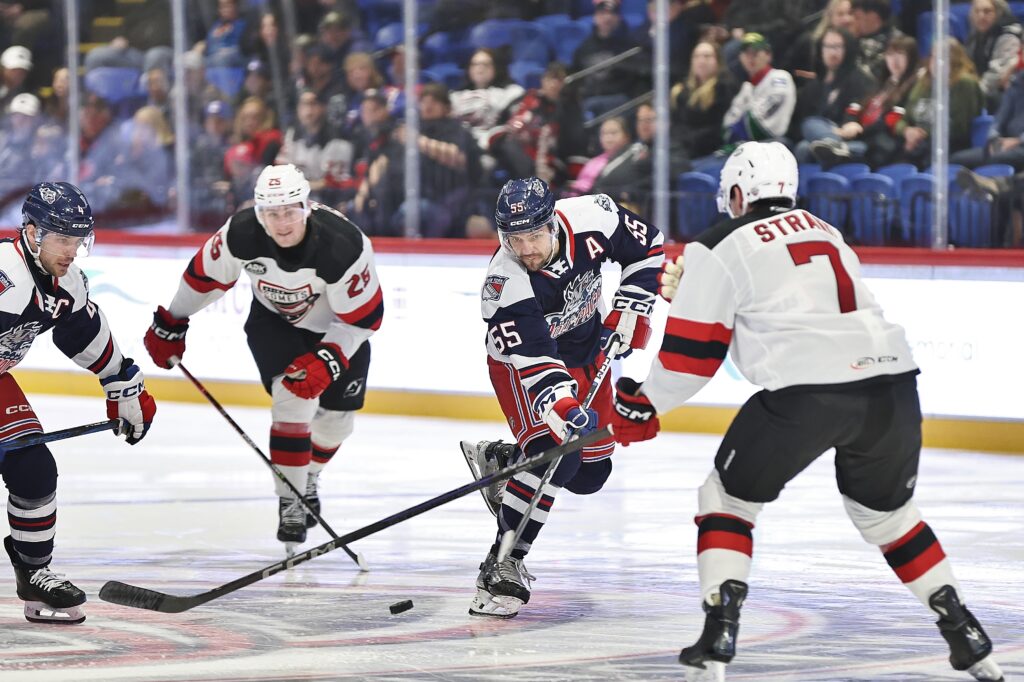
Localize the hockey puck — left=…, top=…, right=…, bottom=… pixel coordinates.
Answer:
left=389, top=599, right=413, bottom=614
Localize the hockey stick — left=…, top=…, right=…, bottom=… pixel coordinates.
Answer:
left=172, top=359, right=367, bottom=572
left=496, top=338, right=621, bottom=563
left=98, top=426, right=611, bottom=613
left=0, top=418, right=125, bottom=456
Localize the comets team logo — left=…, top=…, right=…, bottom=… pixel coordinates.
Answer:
left=482, top=275, right=508, bottom=301
left=0, top=270, right=13, bottom=297
left=257, top=280, right=319, bottom=323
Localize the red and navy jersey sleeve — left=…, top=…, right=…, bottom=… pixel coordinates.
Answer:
left=483, top=252, right=577, bottom=417
left=167, top=220, right=242, bottom=319
left=52, top=267, right=126, bottom=379
left=641, top=242, right=738, bottom=413
left=323, top=231, right=383, bottom=359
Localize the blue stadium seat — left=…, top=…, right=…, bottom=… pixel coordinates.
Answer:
left=975, top=163, right=1015, bottom=177
left=374, top=22, right=405, bottom=51
left=798, top=163, right=821, bottom=203
left=876, top=163, right=918, bottom=197
left=205, top=66, right=245, bottom=98
left=899, top=174, right=936, bottom=246
left=84, top=67, right=142, bottom=104
left=805, top=172, right=851, bottom=233
left=850, top=174, right=898, bottom=245
left=421, top=62, right=464, bottom=89
left=917, top=11, right=969, bottom=56
left=828, top=162, right=871, bottom=182
left=971, top=112, right=995, bottom=148
left=510, top=61, right=545, bottom=89
left=550, top=21, right=590, bottom=64
left=469, top=19, right=546, bottom=51
left=676, top=172, right=722, bottom=239
left=358, top=0, right=402, bottom=37
left=949, top=163, right=1015, bottom=247
left=1012, top=2, right=1024, bottom=21
left=423, top=29, right=473, bottom=68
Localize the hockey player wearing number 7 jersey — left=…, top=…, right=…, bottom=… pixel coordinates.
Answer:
left=143, top=164, right=383, bottom=555
left=461, top=177, right=664, bottom=618
left=610, top=142, right=1004, bottom=682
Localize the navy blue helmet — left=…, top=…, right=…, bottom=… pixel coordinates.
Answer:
left=22, top=182, right=95, bottom=255
left=494, top=177, right=555, bottom=234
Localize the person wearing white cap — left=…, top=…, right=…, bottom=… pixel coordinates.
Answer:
left=0, top=93, right=41, bottom=195
left=0, top=45, right=32, bottom=112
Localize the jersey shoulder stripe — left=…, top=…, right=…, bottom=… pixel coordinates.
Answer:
left=554, top=194, right=619, bottom=240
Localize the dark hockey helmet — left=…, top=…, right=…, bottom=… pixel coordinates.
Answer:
left=495, top=177, right=555, bottom=234
left=22, top=182, right=95, bottom=256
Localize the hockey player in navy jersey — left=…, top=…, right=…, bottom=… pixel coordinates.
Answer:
left=0, top=182, right=157, bottom=624
left=611, top=142, right=1004, bottom=682
left=144, top=164, right=382, bottom=554
left=461, top=177, right=664, bottom=618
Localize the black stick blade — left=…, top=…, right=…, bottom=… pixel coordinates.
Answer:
left=99, top=581, right=194, bottom=613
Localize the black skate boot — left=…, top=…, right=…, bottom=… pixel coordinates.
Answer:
left=4, top=536, right=86, bottom=624
left=929, top=585, right=1004, bottom=681
left=460, top=440, right=518, bottom=517
left=678, top=580, right=748, bottom=681
left=469, top=550, right=535, bottom=618
left=277, top=497, right=307, bottom=556
left=304, top=470, right=321, bottom=529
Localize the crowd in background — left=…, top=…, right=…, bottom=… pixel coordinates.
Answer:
left=0, top=0, right=1021, bottom=245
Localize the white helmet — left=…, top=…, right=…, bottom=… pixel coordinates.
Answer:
left=253, top=164, right=311, bottom=224
left=716, top=141, right=798, bottom=218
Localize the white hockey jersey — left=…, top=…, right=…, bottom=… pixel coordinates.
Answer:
left=642, top=206, right=918, bottom=415
left=168, top=203, right=382, bottom=361
left=0, top=232, right=125, bottom=378
left=723, top=67, right=797, bottom=142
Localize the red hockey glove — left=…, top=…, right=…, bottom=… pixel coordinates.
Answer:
left=603, top=292, right=654, bottom=359
left=144, top=306, right=189, bottom=369
left=283, top=343, right=348, bottom=399
left=102, top=360, right=157, bottom=445
left=611, top=377, right=660, bottom=446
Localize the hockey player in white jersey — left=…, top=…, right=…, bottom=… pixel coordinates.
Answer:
left=144, top=164, right=382, bottom=554
left=462, top=177, right=663, bottom=618
left=610, top=142, right=1004, bottom=682
left=1, top=182, right=157, bottom=624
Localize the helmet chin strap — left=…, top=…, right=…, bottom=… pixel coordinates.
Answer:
left=20, top=227, right=49, bottom=275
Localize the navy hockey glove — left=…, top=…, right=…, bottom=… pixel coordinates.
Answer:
left=102, top=359, right=157, bottom=445
left=543, top=396, right=598, bottom=443
left=611, top=377, right=660, bottom=446
left=144, top=306, right=189, bottom=369
left=283, top=343, right=348, bottom=399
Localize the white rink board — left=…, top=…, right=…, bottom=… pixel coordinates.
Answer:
left=17, top=249, right=1024, bottom=421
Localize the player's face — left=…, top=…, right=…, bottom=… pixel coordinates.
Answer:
left=27, top=224, right=92, bottom=277
left=504, top=224, right=555, bottom=272
left=259, top=202, right=307, bottom=248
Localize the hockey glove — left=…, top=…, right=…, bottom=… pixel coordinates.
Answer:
left=102, top=359, right=157, bottom=445
left=602, top=292, right=653, bottom=359
left=144, top=306, right=189, bottom=369
left=657, top=254, right=685, bottom=302
left=283, top=343, right=348, bottom=399
left=611, top=377, right=660, bottom=446
left=543, top=396, right=599, bottom=443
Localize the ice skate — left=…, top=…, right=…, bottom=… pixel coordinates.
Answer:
left=929, top=585, right=1004, bottom=681
left=460, top=440, right=517, bottom=517
left=469, top=550, right=535, bottom=618
left=304, top=470, right=321, bottom=529
left=678, top=580, right=748, bottom=681
left=4, top=536, right=86, bottom=624
left=277, top=497, right=307, bottom=557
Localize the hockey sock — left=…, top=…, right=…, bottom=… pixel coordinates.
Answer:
left=881, top=521, right=962, bottom=607
left=7, top=491, right=57, bottom=567
left=309, top=442, right=339, bottom=477
left=308, top=410, right=353, bottom=476
left=696, top=514, right=754, bottom=604
left=269, top=422, right=311, bottom=497
left=494, top=469, right=559, bottom=559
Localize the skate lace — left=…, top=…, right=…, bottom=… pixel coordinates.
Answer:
left=496, top=558, right=536, bottom=587
left=29, top=567, right=71, bottom=592
left=283, top=499, right=306, bottom=525
left=306, top=471, right=321, bottom=497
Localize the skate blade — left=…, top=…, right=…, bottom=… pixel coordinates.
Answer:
left=284, top=542, right=300, bottom=558
left=682, top=660, right=725, bottom=682
left=460, top=441, right=500, bottom=518
left=968, top=656, right=1004, bottom=681
left=468, top=589, right=521, bottom=618
left=24, top=602, right=86, bottom=625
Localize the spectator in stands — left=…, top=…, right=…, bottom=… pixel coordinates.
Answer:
left=316, top=10, right=371, bottom=79
left=0, top=46, right=32, bottom=113
left=811, top=34, right=921, bottom=168
left=180, top=49, right=229, bottom=129
left=793, top=27, right=877, bottom=162
left=205, top=0, right=248, bottom=67
left=0, top=1, right=50, bottom=50
left=234, top=59, right=282, bottom=127
left=718, top=33, right=797, bottom=154
left=852, top=0, right=902, bottom=82
left=77, top=94, right=122, bottom=196
left=337, top=52, right=388, bottom=138
left=190, top=100, right=233, bottom=227
left=632, top=0, right=717, bottom=82
left=350, top=91, right=399, bottom=232
left=955, top=165, right=1024, bottom=246
left=784, top=0, right=857, bottom=77
left=568, top=116, right=632, bottom=196
left=952, top=66, right=1024, bottom=171
left=249, top=11, right=292, bottom=123
left=966, top=0, right=1023, bottom=112
left=572, top=0, right=641, bottom=120
left=300, top=44, right=347, bottom=125
left=672, top=40, right=738, bottom=160
left=40, top=66, right=69, bottom=130
left=83, top=36, right=144, bottom=71
left=144, top=67, right=172, bottom=126
left=0, top=92, right=40, bottom=199
left=277, top=88, right=356, bottom=206
left=451, top=48, right=525, bottom=153
left=721, top=0, right=803, bottom=79
left=490, top=62, right=587, bottom=189
left=896, top=38, right=984, bottom=167
left=224, top=96, right=283, bottom=206
left=94, top=105, right=175, bottom=213
left=591, top=102, right=662, bottom=211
